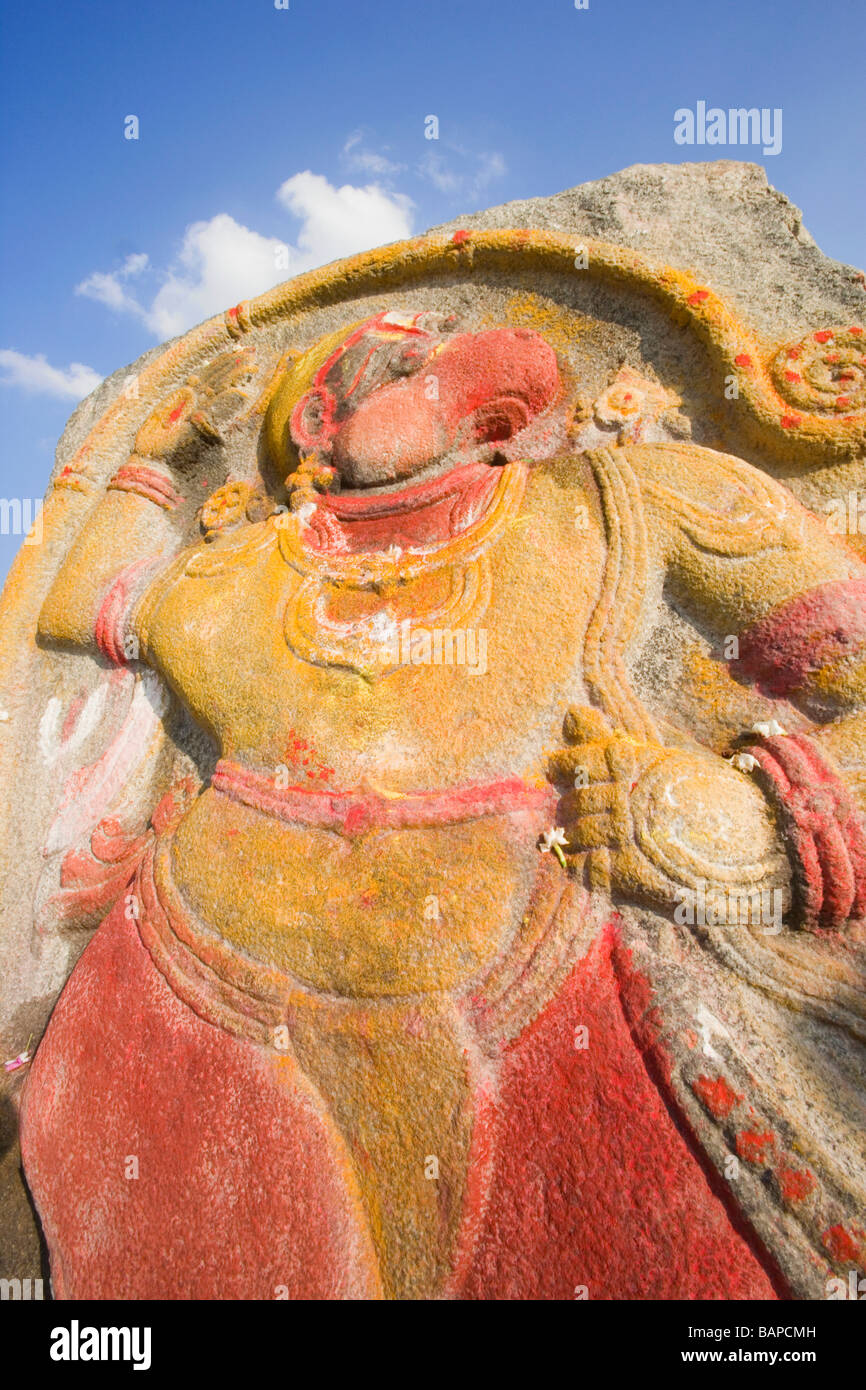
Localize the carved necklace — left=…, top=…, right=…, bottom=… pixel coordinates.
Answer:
left=277, top=459, right=528, bottom=679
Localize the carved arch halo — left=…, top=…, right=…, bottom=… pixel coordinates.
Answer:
left=22, top=228, right=866, bottom=509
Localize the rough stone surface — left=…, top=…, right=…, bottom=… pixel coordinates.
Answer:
left=1, top=161, right=864, bottom=1299
left=432, top=160, right=865, bottom=338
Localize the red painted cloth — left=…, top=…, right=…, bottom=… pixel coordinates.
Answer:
left=20, top=900, right=382, bottom=1300
left=21, top=905, right=782, bottom=1300
left=459, top=927, right=782, bottom=1299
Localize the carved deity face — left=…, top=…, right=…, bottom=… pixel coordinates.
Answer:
left=288, top=311, right=562, bottom=489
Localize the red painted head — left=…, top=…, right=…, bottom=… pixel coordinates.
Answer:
left=284, top=310, right=562, bottom=488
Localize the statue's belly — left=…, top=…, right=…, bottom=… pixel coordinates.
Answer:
left=170, top=787, right=551, bottom=997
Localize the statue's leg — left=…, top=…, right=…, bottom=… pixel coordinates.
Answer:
left=286, top=995, right=496, bottom=1300
left=456, top=921, right=788, bottom=1300
left=20, top=891, right=786, bottom=1299
left=19, top=898, right=382, bottom=1300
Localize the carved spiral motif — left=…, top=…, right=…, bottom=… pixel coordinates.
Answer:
left=770, top=327, right=866, bottom=415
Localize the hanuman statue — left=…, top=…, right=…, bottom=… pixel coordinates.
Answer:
left=11, top=235, right=866, bottom=1300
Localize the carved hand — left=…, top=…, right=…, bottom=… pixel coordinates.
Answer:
left=547, top=706, right=791, bottom=920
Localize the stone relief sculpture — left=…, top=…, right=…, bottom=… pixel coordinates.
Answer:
left=1, top=226, right=864, bottom=1299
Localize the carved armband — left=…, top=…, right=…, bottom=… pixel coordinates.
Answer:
left=94, top=556, right=166, bottom=666
left=107, top=461, right=182, bottom=511
left=736, top=732, right=866, bottom=932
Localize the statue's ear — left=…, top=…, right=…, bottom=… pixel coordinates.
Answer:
left=469, top=395, right=531, bottom=444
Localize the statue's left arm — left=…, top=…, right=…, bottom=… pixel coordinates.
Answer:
left=555, top=442, right=866, bottom=933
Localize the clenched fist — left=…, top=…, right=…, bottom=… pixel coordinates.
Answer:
left=546, top=705, right=791, bottom=918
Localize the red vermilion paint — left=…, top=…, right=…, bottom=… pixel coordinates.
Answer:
left=776, top=1165, right=816, bottom=1205
left=735, top=1129, right=775, bottom=1166
left=822, top=1224, right=865, bottom=1267
left=692, top=1073, right=742, bottom=1119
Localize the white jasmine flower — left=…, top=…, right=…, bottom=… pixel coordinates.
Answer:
left=540, top=826, right=569, bottom=867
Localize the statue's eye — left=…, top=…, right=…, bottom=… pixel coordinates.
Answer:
left=389, top=344, right=425, bottom=377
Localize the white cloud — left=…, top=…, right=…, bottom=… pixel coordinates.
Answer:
left=418, top=147, right=506, bottom=203
left=418, top=153, right=462, bottom=195
left=276, top=171, right=413, bottom=267
left=75, top=253, right=150, bottom=321
left=0, top=350, right=102, bottom=401
left=342, top=130, right=405, bottom=177
left=75, top=174, right=415, bottom=341
left=145, top=215, right=289, bottom=339
left=75, top=217, right=285, bottom=340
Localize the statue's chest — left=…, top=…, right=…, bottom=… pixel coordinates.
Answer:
left=143, top=490, right=605, bottom=779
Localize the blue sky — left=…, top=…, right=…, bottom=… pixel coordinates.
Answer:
left=1, top=0, right=863, bottom=582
